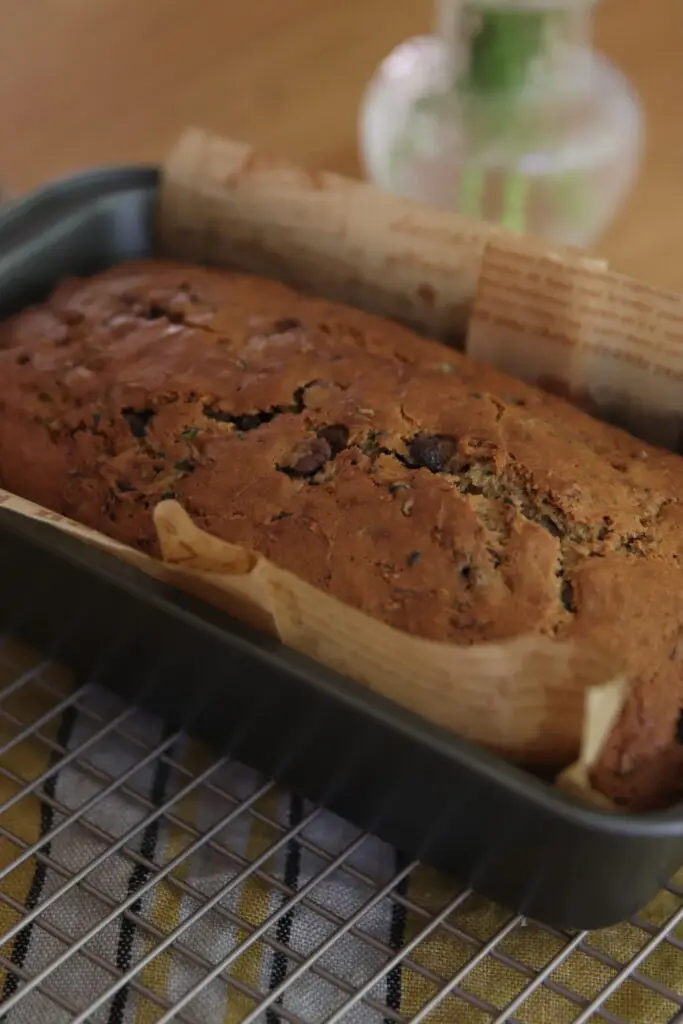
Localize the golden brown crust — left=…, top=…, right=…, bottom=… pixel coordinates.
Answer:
left=2, top=258, right=683, bottom=809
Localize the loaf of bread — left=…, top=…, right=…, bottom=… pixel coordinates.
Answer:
left=2, top=259, right=683, bottom=810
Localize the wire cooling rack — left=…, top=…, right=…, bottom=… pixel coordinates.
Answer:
left=2, top=642, right=683, bottom=1024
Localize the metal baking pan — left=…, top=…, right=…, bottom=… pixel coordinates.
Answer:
left=1, top=166, right=683, bottom=932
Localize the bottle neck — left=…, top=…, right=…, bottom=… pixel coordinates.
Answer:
left=436, top=0, right=594, bottom=96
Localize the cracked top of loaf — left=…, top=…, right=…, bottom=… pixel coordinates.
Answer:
left=2, top=259, right=683, bottom=810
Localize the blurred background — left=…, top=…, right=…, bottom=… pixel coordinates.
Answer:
left=0, top=0, right=681, bottom=287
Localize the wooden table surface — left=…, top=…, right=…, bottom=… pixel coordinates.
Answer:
left=0, top=0, right=681, bottom=288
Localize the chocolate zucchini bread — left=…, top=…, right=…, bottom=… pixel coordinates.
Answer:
left=2, top=259, right=683, bottom=810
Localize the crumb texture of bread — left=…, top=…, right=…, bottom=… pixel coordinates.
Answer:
left=2, top=259, right=683, bottom=810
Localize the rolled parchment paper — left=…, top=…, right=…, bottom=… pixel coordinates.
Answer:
left=468, top=237, right=683, bottom=450
left=0, top=128, right=631, bottom=804
left=158, top=127, right=606, bottom=344
left=556, top=680, right=626, bottom=811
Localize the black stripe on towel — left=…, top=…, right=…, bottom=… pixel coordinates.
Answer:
left=384, top=852, right=411, bottom=1023
left=1, top=705, right=78, bottom=1005
left=266, top=793, right=304, bottom=1024
left=106, top=727, right=174, bottom=1024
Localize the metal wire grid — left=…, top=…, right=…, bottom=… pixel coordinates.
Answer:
left=1, top=646, right=683, bottom=1023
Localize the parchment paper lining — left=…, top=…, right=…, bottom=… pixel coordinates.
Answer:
left=0, top=489, right=625, bottom=777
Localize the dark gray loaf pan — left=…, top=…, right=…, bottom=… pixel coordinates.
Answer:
left=0, top=165, right=682, bottom=931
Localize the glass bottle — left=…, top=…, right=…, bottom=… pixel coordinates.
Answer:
left=359, top=0, right=643, bottom=248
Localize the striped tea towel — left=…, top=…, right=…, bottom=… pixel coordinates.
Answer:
left=1, top=641, right=683, bottom=1023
